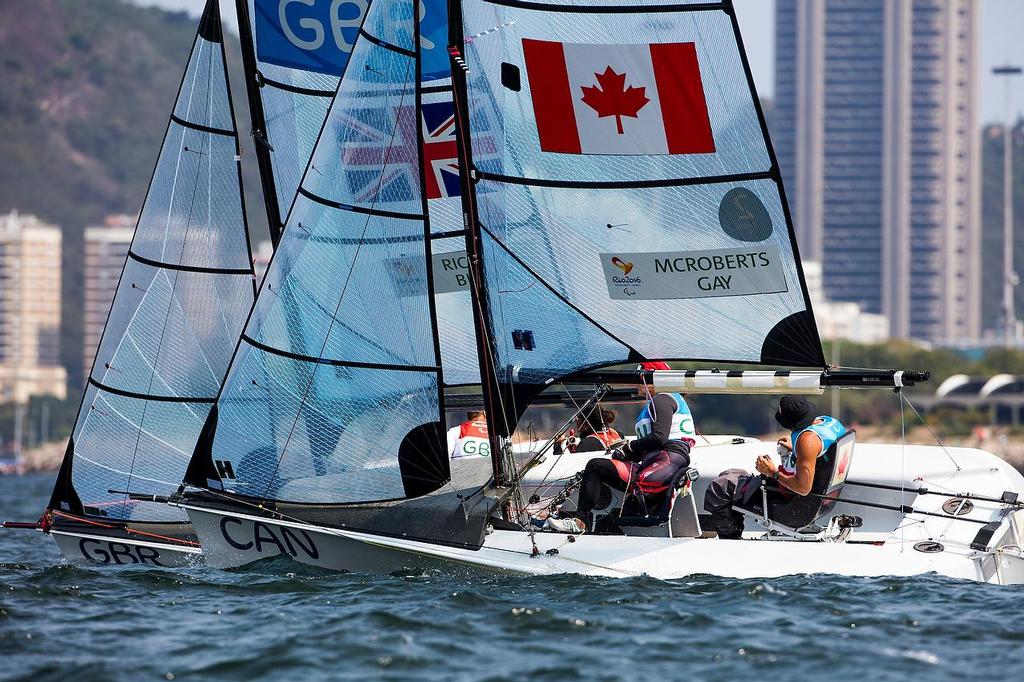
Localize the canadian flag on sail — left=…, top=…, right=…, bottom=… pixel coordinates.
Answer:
left=522, top=39, right=716, bottom=155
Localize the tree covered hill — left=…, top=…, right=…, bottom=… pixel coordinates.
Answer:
left=0, top=0, right=268, bottom=389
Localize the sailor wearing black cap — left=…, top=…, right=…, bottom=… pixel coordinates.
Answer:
left=702, top=396, right=846, bottom=539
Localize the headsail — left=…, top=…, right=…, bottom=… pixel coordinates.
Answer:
left=183, top=0, right=494, bottom=548
left=452, top=0, right=825, bottom=425
left=48, top=1, right=256, bottom=524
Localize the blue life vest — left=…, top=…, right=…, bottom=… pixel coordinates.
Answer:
left=635, top=393, right=695, bottom=441
left=784, top=415, right=845, bottom=471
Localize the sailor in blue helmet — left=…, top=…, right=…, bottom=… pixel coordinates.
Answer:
left=703, top=395, right=846, bottom=539
left=545, top=386, right=695, bottom=533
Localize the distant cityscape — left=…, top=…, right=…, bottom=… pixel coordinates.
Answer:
left=0, top=1, right=1019, bottom=419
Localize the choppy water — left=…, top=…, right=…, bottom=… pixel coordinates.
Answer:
left=2, top=473, right=1024, bottom=681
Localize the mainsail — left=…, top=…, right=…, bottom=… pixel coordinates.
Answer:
left=183, top=0, right=493, bottom=548
left=451, top=0, right=826, bottom=433
left=237, top=0, right=366, bottom=239
left=48, top=1, right=256, bottom=526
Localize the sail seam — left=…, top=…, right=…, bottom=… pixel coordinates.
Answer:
left=127, top=250, right=254, bottom=276
left=358, top=29, right=417, bottom=57
left=169, top=114, right=236, bottom=137
left=87, top=377, right=217, bottom=404
left=478, top=225, right=643, bottom=358
left=476, top=169, right=773, bottom=190
left=298, top=187, right=426, bottom=221
left=241, top=334, right=440, bottom=373
left=478, top=0, right=726, bottom=12
left=258, top=73, right=336, bottom=98
left=293, top=228, right=464, bottom=245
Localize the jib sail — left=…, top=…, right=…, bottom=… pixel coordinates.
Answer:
left=48, top=0, right=256, bottom=523
left=451, top=0, right=825, bottom=420
left=183, top=0, right=493, bottom=549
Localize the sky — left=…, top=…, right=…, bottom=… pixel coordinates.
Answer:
left=133, top=0, right=1024, bottom=126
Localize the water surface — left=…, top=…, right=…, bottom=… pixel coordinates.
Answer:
left=2, top=472, right=1022, bottom=681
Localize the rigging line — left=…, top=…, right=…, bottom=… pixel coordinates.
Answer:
left=122, top=80, right=213, bottom=517
left=50, top=511, right=200, bottom=547
left=899, top=388, right=906, bottom=553
left=259, top=60, right=419, bottom=501
left=901, top=391, right=961, bottom=471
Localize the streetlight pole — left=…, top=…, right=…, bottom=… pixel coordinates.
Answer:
left=994, top=65, right=1022, bottom=345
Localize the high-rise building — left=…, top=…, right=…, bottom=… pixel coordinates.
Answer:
left=774, top=0, right=980, bottom=342
left=253, top=239, right=273, bottom=285
left=83, top=215, right=135, bottom=380
left=0, top=211, right=66, bottom=403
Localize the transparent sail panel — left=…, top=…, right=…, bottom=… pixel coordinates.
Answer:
left=212, top=343, right=443, bottom=503
left=174, top=37, right=234, bottom=132
left=93, top=260, right=254, bottom=398
left=131, top=123, right=251, bottom=270
left=248, top=196, right=435, bottom=368
left=459, top=0, right=823, bottom=376
left=58, top=23, right=255, bottom=522
left=71, top=385, right=208, bottom=522
left=205, top=1, right=452, bottom=507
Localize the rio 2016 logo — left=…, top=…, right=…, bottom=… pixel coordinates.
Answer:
left=610, top=256, right=642, bottom=296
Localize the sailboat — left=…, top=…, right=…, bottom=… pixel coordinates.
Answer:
left=34, top=1, right=257, bottom=566
left=174, top=0, right=1024, bottom=585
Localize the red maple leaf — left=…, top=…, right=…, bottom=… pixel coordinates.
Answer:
left=580, top=67, right=650, bottom=135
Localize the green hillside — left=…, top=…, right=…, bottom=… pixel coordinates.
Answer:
left=0, top=0, right=269, bottom=391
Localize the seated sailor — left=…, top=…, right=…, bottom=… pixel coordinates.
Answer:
left=703, top=396, right=846, bottom=539
left=546, top=390, right=695, bottom=533
left=447, top=411, right=489, bottom=459
left=554, top=408, right=622, bottom=455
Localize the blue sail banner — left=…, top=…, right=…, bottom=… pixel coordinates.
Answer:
left=419, top=0, right=450, bottom=81
left=254, top=0, right=366, bottom=75
left=255, top=0, right=448, bottom=81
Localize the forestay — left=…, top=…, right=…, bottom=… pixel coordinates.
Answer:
left=454, top=0, right=825, bottom=397
left=48, top=1, right=256, bottom=523
left=184, top=0, right=494, bottom=548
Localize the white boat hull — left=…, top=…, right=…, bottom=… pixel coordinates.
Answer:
left=50, top=529, right=202, bottom=568
left=183, top=438, right=1024, bottom=585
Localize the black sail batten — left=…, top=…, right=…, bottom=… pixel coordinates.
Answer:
left=476, top=169, right=775, bottom=190
left=48, top=3, right=256, bottom=530
left=359, top=29, right=418, bottom=57
left=449, top=0, right=511, bottom=485
left=169, top=114, right=236, bottom=137
left=87, top=377, right=217, bottom=404
left=258, top=74, right=336, bottom=98
left=241, top=334, right=441, bottom=373
left=126, top=249, right=254, bottom=276
left=297, top=187, right=426, bottom=220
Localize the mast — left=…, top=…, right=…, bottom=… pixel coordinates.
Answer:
left=447, top=0, right=508, bottom=486
left=233, top=0, right=284, bottom=246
